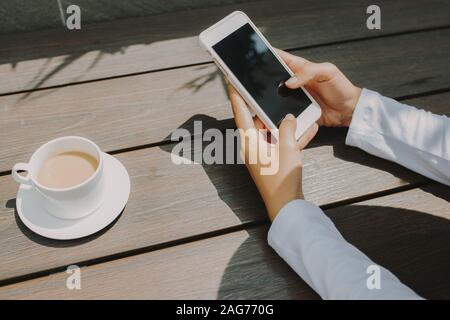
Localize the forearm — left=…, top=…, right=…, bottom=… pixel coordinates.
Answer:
left=346, top=89, right=450, bottom=185
left=268, top=200, right=421, bottom=299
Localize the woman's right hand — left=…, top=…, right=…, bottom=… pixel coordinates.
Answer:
left=277, top=49, right=362, bottom=127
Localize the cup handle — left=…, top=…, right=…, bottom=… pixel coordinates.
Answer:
left=12, top=163, right=32, bottom=185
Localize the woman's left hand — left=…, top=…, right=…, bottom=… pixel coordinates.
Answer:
left=228, top=85, right=318, bottom=221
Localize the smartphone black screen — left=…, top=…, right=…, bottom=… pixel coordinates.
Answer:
left=213, top=23, right=312, bottom=127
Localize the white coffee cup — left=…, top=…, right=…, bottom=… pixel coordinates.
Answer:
left=12, top=136, right=105, bottom=220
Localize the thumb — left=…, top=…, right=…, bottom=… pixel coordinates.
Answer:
left=276, top=49, right=310, bottom=73
left=285, top=62, right=336, bottom=89
left=279, top=114, right=297, bottom=148
left=297, top=122, right=319, bottom=150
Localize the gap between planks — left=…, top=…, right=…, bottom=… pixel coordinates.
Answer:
left=0, top=179, right=436, bottom=288
left=0, top=85, right=449, bottom=177
left=0, top=24, right=449, bottom=99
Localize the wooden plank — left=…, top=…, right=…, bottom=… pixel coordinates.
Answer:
left=1, top=0, right=449, bottom=94
left=1, top=185, right=448, bottom=299
left=328, top=185, right=450, bottom=300
left=0, top=0, right=248, bottom=34
left=1, top=29, right=450, bottom=173
left=0, top=94, right=438, bottom=282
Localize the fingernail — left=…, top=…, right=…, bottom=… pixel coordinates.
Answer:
left=285, top=76, right=297, bottom=86
left=285, top=113, right=295, bottom=120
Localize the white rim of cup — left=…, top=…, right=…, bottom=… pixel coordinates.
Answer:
left=25, top=136, right=103, bottom=193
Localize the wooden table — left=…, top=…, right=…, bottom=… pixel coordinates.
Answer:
left=0, top=0, right=449, bottom=299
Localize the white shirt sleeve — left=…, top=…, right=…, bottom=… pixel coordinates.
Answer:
left=346, top=88, right=450, bottom=186
left=268, top=200, right=421, bottom=299
left=268, top=88, right=450, bottom=299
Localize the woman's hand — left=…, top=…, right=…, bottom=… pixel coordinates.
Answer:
left=277, top=49, right=362, bottom=127
left=228, top=85, right=318, bottom=221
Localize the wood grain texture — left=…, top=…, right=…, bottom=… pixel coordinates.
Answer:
left=1, top=185, right=448, bottom=299
left=0, top=0, right=251, bottom=34
left=1, top=29, right=450, bottom=173
left=0, top=117, right=435, bottom=282
left=1, top=0, right=449, bottom=94
left=1, top=0, right=449, bottom=297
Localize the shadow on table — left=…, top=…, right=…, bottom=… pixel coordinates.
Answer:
left=215, top=203, right=450, bottom=299
left=159, top=113, right=450, bottom=299
left=1, top=6, right=227, bottom=99
left=5, top=198, right=124, bottom=247
left=6, top=113, right=448, bottom=297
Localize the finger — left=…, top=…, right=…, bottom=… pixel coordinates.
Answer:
left=275, top=49, right=310, bottom=72
left=316, top=116, right=325, bottom=127
left=278, top=113, right=297, bottom=148
left=252, top=117, right=270, bottom=142
left=304, top=89, right=326, bottom=126
left=227, top=85, right=255, bottom=130
left=275, top=48, right=298, bottom=64
left=285, top=62, right=336, bottom=89
left=297, top=122, right=319, bottom=150
left=253, top=116, right=266, bottom=130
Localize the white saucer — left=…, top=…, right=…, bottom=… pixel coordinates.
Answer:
left=16, top=153, right=131, bottom=240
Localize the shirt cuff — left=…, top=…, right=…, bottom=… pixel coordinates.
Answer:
left=267, top=199, right=337, bottom=292
left=267, top=199, right=422, bottom=300
left=345, top=88, right=383, bottom=148
left=268, top=200, right=334, bottom=245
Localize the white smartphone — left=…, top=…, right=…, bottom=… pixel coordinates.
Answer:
left=199, top=11, right=321, bottom=140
